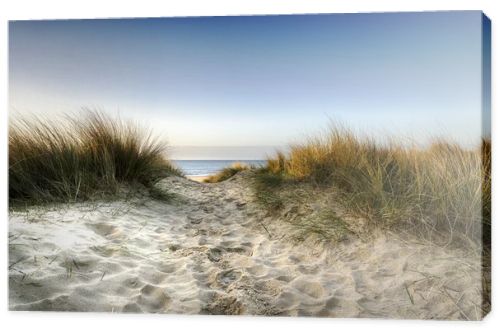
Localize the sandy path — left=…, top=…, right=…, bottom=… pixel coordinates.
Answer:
left=9, top=175, right=485, bottom=319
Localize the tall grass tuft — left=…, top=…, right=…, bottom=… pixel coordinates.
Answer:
left=261, top=126, right=490, bottom=247
left=481, top=138, right=492, bottom=314
left=204, top=162, right=250, bottom=183
left=9, top=110, right=182, bottom=205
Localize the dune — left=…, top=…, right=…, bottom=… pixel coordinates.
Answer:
left=8, top=173, right=485, bottom=319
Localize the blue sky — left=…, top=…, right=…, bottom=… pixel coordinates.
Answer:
left=9, top=12, right=488, bottom=158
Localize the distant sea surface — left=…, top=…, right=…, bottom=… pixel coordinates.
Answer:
left=172, top=160, right=266, bottom=176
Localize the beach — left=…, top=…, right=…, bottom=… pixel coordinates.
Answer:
left=186, top=175, right=210, bottom=182
left=9, top=173, right=484, bottom=318
left=7, top=11, right=491, bottom=323
left=174, top=160, right=265, bottom=183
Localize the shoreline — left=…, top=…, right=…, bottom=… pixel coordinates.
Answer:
left=186, top=175, right=211, bottom=182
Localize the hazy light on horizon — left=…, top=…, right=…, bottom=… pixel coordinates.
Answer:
left=169, top=146, right=284, bottom=160
left=9, top=12, right=489, bottom=158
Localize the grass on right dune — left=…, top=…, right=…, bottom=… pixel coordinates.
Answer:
left=254, top=126, right=490, bottom=248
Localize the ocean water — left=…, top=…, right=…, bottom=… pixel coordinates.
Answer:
left=172, top=160, right=266, bottom=176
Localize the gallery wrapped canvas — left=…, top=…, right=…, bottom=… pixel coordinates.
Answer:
left=8, top=11, right=491, bottom=319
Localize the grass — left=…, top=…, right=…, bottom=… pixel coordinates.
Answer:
left=252, top=169, right=285, bottom=210
left=9, top=110, right=182, bottom=206
left=255, top=126, right=490, bottom=247
left=290, top=208, right=350, bottom=243
left=204, top=162, right=250, bottom=183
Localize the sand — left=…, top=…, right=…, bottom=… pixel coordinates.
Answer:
left=186, top=175, right=210, bottom=183
left=9, top=174, right=486, bottom=319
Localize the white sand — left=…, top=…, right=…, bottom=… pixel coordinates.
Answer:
left=9, top=175, right=485, bottom=319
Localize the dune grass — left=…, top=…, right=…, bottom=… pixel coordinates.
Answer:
left=9, top=110, right=182, bottom=206
left=255, top=126, right=490, bottom=247
left=204, top=162, right=250, bottom=183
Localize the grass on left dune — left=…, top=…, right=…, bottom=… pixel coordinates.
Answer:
left=9, top=110, right=182, bottom=206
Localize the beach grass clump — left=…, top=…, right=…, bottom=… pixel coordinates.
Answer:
left=204, top=162, right=250, bottom=183
left=291, top=209, right=350, bottom=243
left=481, top=138, right=491, bottom=242
left=9, top=110, right=182, bottom=205
left=251, top=169, right=285, bottom=210
left=258, top=126, right=490, bottom=246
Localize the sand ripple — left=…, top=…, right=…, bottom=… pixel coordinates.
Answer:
left=9, top=176, right=484, bottom=319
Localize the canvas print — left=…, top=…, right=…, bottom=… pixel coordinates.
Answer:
left=8, top=11, right=491, bottom=319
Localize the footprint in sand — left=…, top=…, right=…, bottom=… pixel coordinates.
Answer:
left=137, top=284, right=171, bottom=312
left=122, top=302, right=142, bottom=313
left=188, top=216, right=203, bottom=224
left=291, top=279, right=325, bottom=299
left=9, top=175, right=485, bottom=319
left=86, top=222, right=120, bottom=238
left=207, top=248, right=223, bottom=262
left=204, top=207, right=215, bottom=214
left=214, top=269, right=242, bottom=288
left=202, top=293, right=244, bottom=315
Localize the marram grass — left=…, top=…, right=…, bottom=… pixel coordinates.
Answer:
left=258, top=126, right=490, bottom=247
left=9, top=110, right=182, bottom=205
left=204, top=162, right=250, bottom=183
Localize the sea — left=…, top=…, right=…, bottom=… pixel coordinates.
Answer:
left=172, top=160, right=266, bottom=177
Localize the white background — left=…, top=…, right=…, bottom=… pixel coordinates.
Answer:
left=0, top=1, right=498, bottom=333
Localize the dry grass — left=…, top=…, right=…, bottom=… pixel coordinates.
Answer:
left=257, top=126, right=490, bottom=247
left=204, top=162, right=250, bottom=183
left=9, top=110, right=182, bottom=206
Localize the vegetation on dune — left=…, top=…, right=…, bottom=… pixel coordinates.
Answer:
left=9, top=110, right=182, bottom=206
left=481, top=138, right=492, bottom=315
left=252, top=169, right=285, bottom=210
left=204, top=162, right=250, bottom=183
left=9, top=108, right=491, bottom=250
left=481, top=138, right=492, bottom=245
left=254, top=126, right=490, bottom=247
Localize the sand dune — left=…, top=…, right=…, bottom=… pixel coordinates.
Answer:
left=9, top=175, right=484, bottom=319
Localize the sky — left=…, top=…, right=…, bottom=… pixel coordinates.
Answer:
left=9, top=11, right=489, bottom=159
